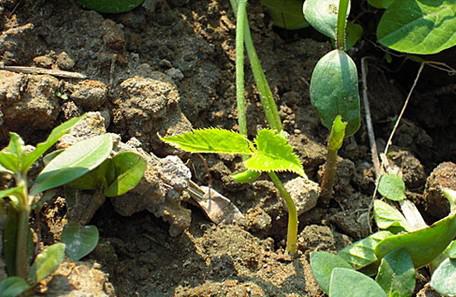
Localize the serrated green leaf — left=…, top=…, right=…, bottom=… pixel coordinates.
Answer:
left=374, top=200, right=410, bottom=232
left=310, top=49, right=361, bottom=136
left=104, top=151, right=146, bottom=197
left=303, top=0, right=350, bottom=40
left=329, top=268, right=387, bottom=297
left=161, top=128, right=253, bottom=155
left=377, top=0, right=456, bottom=54
left=62, top=223, right=99, bottom=261
left=22, top=116, right=82, bottom=172
left=376, top=249, right=415, bottom=297
left=244, top=130, right=304, bottom=176
left=338, top=231, right=393, bottom=270
left=431, top=258, right=456, bottom=296
left=368, top=0, right=394, bottom=9
left=310, top=251, right=352, bottom=294
left=0, top=277, right=30, bottom=297
left=378, top=174, right=406, bottom=201
left=261, top=0, right=309, bottom=30
left=78, top=0, right=144, bottom=13
left=30, top=134, right=112, bottom=195
left=328, top=115, right=347, bottom=151
left=29, top=243, right=65, bottom=284
left=375, top=213, right=456, bottom=268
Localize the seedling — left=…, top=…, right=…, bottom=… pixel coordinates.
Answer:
left=0, top=117, right=146, bottom=296
left=303, top=0, right=360, bottom=201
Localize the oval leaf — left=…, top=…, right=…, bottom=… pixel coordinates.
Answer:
left=62, top=223, right=99, bottom=261
left=378, top=174, right=406, bottom=201
left=431, top=258, right=456, bottom=296
left=78, top=0, right=144, bottom=13
left=30, top=134, right=113, bottom=195
left=375, top=213, right=456, bottom=268
left=161, top=128, right=253, bottom=155
left=303, top=0, right=350, bottom=40
left=0, top=277, right=30, bottom=297
left=244, top=130, right=304, bottom=176
left=374, top=200, right=410, bottom=232
left=104, top=152, right=146, bottom=197
left=376, top=249, right=416, bottom=297
left=29, top=243, right=65, bottom=284
left=377, top=0, right=456, bottom=54
left=309, top=49, right=360, bottom=136
left=310, top=251, right=352, bottom=294
left=329, top=268, right=387, bottom=297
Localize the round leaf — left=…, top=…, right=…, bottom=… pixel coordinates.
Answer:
left=378, top=174, right=406, bottom=201
left=431, top=258, right=456, bottom=296
left=31, top=134, right=113, bottom=195
left=310, top=251, right=352, bottom=294
left=78, top=0, right=144, bottom=13
left=104, top=152, right=146, bottom=197
left=303, top=0, right=350, bottom=40
left=29, top=243, right=65, bottom=284
left=377, top=0, right=456, bottom=54
left=329, top=268, right=387, bottom=297
left=62, top=223, right=99, bottom=261
left=309, top=49, right=361, bottom=136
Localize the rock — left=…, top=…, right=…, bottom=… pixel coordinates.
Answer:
left=0, top=71, right=60, bottom=132
left=423, top=162, right=456, bottom=220
left=70, top=80, right=108, bottom=110
left=0, top=23, right=44, bottom=65
left=102, top=19, right=125, bottom=51
left=389, top=149, right=426, bottom=190
left=33, top=55, right=54, bottom=68
left=285, top=177, right=320, bottom=215
left=165, top=67, right=184, bottom=81
left=56, top=51, right=76, bottom=70
left=45, top=261, right=115, bottom=297
left=298, top=225, right=337, bottom=253
left=246, top=207, right=272, bottom=232
left=112, top=73, right=192, bottom=153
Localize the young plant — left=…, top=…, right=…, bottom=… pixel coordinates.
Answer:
left=303, top=0, right=361, bottom=201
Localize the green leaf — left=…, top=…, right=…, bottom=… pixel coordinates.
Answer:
left=0, top=133, right=25, bottom=172
left=368, top=0, right=394, bottom=9
left=61, top=223, right=99, bottom=261
left=30, top=134, right=112, bottom=195
left=346, top=22, right=363, bottom=49
left=78, top=0, right=144, bottom=13
left=375, top=213, right=456, bottom=268
left=4, top=208, right=18, bottom=275
left=328, top=115, right=347, bottom=151
left=0, top=186, right=24, bottom=209
left=244, top=130, right=304, bottom=176
left=329, top=268, right=387, bottom=297
left=309, top=49, right=360, bottom=136
left=376, top=249, right=416, bottom=297
left=68, top=159, right=112, bottom=191
left=0, top=162, right=12, bottom=174
left=431, top=258, right=456, bottom=296
left=22, top=116, right=82, bottom=171
left=29, top=243, right=65, bottom=284
left=310, top=251, right=352, bottom=294
left=446, top=240, right=456, bottom=259
left=303, top=0, right=350, bottom=40
left=378, top=174, right=406, bottom=201
left=0, top=151, right=20, bottom=173
left=161, top=128, right=253, bottom=155
left=261, top=0, right=309, bottom=30
left=231, top=170, right=262, bottom=184
left=0, top=277, right=30, bottom=297
left=104, top=152, right=146, bottom=197
left=374, top=200, right=410, bottom=232
left=377, top=0, right=456, bottom=54
left=42, top=149, right=64, bottom=166
left=338, top=231, right=393, bottom=270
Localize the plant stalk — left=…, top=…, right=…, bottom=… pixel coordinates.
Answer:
left=268, top=172, right=298, bottom=254
left=15, top=176, right=30, bottom=279
left=336, top=0, right=350, bottom=50
left=320, top=148, right=338, bottom=203
left=236, top=0, right=248, bottom=136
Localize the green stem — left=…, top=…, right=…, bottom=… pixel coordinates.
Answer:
left=236, top=0, right=248, bottom=136
left=268, top=172, right=298, bottom=255
left=320, top=148, right=338, bottom=203
left=336, top=0, right=350, bottom=50
left=15, top=176, right=30, bottom=279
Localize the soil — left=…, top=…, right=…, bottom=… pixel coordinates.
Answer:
left=0, top=0, right=455, bottom=296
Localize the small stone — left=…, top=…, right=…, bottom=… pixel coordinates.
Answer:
left=285, top=176, right=320, bottom=215
left=246, top=207, right=272, bottom=232
left=56, top=51, right=75, bottom=70
left=102, top=19, right=125, bottom=51
left=70, top=80, right=108, bottom=110
left=165, top=67, right=184, bottom=81
left=33, top=55, right=54, bottom=68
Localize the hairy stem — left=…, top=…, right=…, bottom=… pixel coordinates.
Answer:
left=15, top=175, right=30, bottom=279
left=236, top=0, right=248, bottom=136
left=336, top=0, right=350, bottom=50
left=268, top=172, right=298, bottom=254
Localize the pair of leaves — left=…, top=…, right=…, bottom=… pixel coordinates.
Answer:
left=377, top=0, right=456, bottom=54
left=311, top=249, right=415, bottom=297
left=309, top=49, right=361, bottom=136
left=162, top=128, right=305, bottom=177
left=69, top=151, right=146, bottom=197
left=261, top=0, right=309, bottom=30
left=78, top=0, right=144, bottom=13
